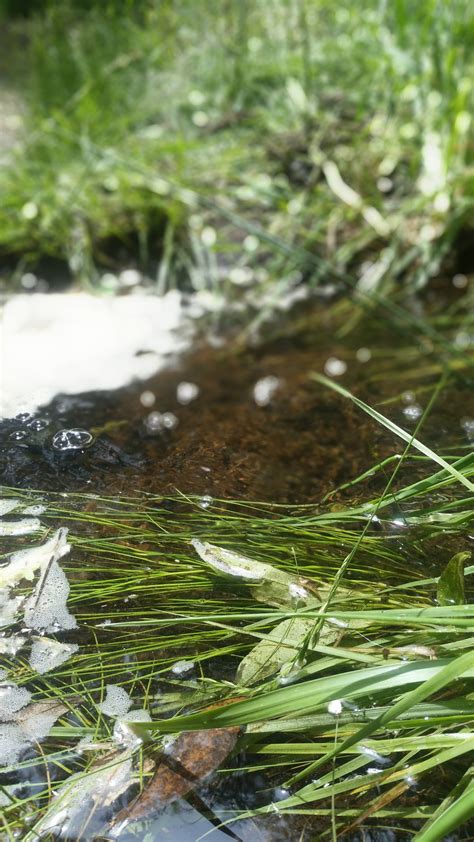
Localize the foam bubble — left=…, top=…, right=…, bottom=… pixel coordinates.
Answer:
left=99, top=685, right=133, bottom=718
left=29, top=637, right=79, bottom=675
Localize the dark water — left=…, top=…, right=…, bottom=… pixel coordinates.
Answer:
left=1, top=302, right=472, bottom=504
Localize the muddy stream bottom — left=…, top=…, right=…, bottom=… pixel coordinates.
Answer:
left=1, top=304, right=473, bottom=842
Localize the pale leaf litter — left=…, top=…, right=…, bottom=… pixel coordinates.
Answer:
left=0, top=291, right=193, bottom=419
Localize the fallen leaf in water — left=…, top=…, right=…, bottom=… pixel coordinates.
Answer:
left=109, top=725, right=239, bottom=833
left=236, top=617, right=316, bottom=686
left=191, top=539, right=320, bottom=608
left=0, top=528, right=70, bottom=588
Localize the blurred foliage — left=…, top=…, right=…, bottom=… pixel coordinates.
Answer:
left=0, top=0, right=473, bottom=303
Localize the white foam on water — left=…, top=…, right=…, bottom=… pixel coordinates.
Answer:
left=0, top=292, right=192, bottom=418
left=0, top=722, right=30, bottom=766
left=0, top=588, right=24, bottom=627
left=0, top=682, right=32, bottom=721
left=23, top=558, right=77, bottom=632
left=0, top=635, right=26, bottom=656
left=0, top=700, right=68, bottom=767
left=0, top=499, right=21, bottom=516
left=113, top=709, right=152, bottom=748
left=98, top=684, right=133, bottom=718
left=29, top=637, right=79, bottom=675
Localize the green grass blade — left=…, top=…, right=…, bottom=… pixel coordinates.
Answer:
left=412, top=778, right=474, bottom=841
left=311, top=373, right=474, bottom=492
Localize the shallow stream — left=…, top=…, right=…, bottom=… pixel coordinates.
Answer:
left=1, top=292, right=473, bottom=841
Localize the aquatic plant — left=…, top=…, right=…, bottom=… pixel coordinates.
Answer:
left=1, top=385, right=473, bottom=839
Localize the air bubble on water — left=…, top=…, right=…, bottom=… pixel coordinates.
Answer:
left=461, top=418, right=474, bottom=441
left=454, top=330, right=472, bottom=349
left=243, top=234, right=259, bottom=252
left=26, top=418, right=49, bottom=432
left=192, top=110, right=209, bottom=127
left=171, top=659, right=195, bottom=677
left=177, top=381, right=200, bottom=405
left=324, top=357, right=347, bottom=377
left=9, top=431, right=27, bottom=442
left=99, top=684, right=133, bottom=718
left=145, top=411, right=178, bottom=434
left=188, top=89, right=206, bottom=107
left=201, top=226, right=216, bottom=247
left=273, top=787, right=290, bottom=801
left=229, top=266, right=254, bottom=286
left=199, top=495, right=213, bottom=509
left=452, top=273, right=468, bottom=289
left=20, top=272, right=38, bottom=290
left=51, top=429, right=94, bottom=451
left=356, top=347, right=371, bottom=363
left=118, top=269, right=141, bottom=287
left=140, top=390, right=156, bottom=408
left=253, top=375, right=281, bottom=407
left=403, top=404, right=422, bottom=421
left=15, top=413, right=31, bottom=423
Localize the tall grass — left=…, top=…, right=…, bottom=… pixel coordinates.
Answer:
left=1, top=0, right=473, bottom=305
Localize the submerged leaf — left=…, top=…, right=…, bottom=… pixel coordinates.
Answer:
left=237, top=618, right=315, bottom=686
left=191, top=539, right=269, bottom=580
left=437, top=552, right=470, bottom=606
left=0, top=527, right=70, bottom=589
left=0, top=518, right=42, bottom=536
left=191, top=539, right=320, bottom=609
left=109, top=726, right=239, bottom=832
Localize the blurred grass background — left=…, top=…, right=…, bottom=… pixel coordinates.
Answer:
left=0, top=0, right=473, bottom=301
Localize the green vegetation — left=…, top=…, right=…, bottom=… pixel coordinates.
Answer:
left=1, top=3, right=473, bottom=839
left=1, top=0, right=473, bottom=303
left=1, top=371, right=474, bottom=839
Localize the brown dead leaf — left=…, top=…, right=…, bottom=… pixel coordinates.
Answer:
left=110, top=725, right=240, bottom=827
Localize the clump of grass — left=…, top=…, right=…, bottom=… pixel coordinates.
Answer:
left=1, top=404, right=473, bottom=839
left=1, top=0, right=473, bottom=306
